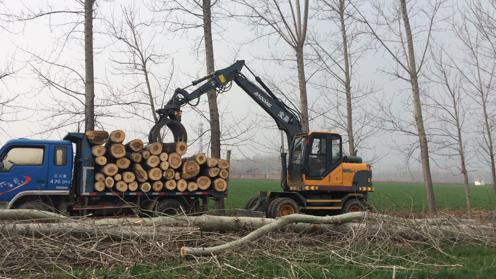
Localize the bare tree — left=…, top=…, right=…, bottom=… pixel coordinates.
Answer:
left=234, top=0, right=311, bottom=132
left=427, top=50, right=472, bottom=213
left=353, top=0, right=443, bottom=213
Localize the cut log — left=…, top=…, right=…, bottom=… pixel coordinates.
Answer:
left=114, top=173, right=122, bottom=182
left=163, top=169, right=175, bottom=180
left=130, top=152, right=142, bottom=163
left=197, top=176, right=211, bottom=190
left=182, top=160, right=200, bottom=179
left=142, top=150, right=151, bottom=160
left=140, top=182, right=152, bottom=192
left=148, top=167, right=163, bottom=181
left=145, top=155, right=160, bottom=168
left=91, top=145, right=106, bottom=157
left=122, top=171, right=136, bottom=183
left=219, top=169, right=229, bottom=179
left=207, top=158, right=218, bottom=167
left=109, top=144, right=126, bottom=159
left=202, top=167, right=220, bottom=178
left=95, top=173, right=105, bottom=182
left=109, top=130, right=126, bottom=143
left=94, top=181, right=105, bottom=192
left=160, top=161, right=170, bottom=170
left=163, top=142, right=188, bottom=156
left=165, top=180, right=177, bottom=191
left=104, top=177, right=115, bottom=189
left=116, top=157, right=131, bottom=169
left=159, top=152, right=169, bottom=162
left=115, top=181, right=128, bottom=192
left=187, top=182, right=199, bottom=192
left=134, top=164, right=148, bottom=182
left=168, top=153, right=182, bottom=169
left=125, top=139, right=144, bottom=152
left=128, top=181, right=138, bottom=191
left=145, top=142, right=163, bottom=155
left=102, top=163, right=119, bottom=176
left=94, top=156, right=107, bottom=166
left=85, top=130, right=109, bottom=145
left=218, top=159, right=230, bottom=169
left=184, top=153, right=207, bottom=165
left=177, top=179, right=187, bottom=192
left=152, top=181, right=164, bottom=192
left=213, top=178, right=227, bottom=192
left=174, top=172, right=181, bottom=180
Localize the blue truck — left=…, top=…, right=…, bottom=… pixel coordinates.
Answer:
left=0, top=133, right=226, bottom=215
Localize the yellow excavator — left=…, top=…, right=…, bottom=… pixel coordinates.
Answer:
left=149, top=60, right=373, bottom=217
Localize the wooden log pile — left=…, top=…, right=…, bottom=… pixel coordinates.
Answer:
left=86, top=130, right=229, bottom=193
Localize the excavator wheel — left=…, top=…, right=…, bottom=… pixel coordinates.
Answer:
left=342, top=199, right=367, bottom=213
left=267, top=197, right=299, bottom=218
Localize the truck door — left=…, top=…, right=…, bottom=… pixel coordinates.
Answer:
left=0, top=145, right=48, bottom=202
left=47, top=144, right=73, bottom=191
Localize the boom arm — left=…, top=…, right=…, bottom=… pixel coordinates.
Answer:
left=149, top=60, right=303, bottom=145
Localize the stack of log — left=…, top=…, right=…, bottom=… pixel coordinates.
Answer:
left=86, top=130, right=229, bottom=193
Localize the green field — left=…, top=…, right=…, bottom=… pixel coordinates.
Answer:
left=224, top=179, right=496, bottom=212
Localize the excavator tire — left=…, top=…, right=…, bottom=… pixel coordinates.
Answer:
left=245, top=197, right=259, bottom=210
left=342, top=199, right=367, bottom=213
left=267, top=197, right=299, bottom=218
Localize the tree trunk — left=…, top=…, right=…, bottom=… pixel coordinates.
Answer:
left=339, top=0, right=355, bottom=156
left=481, top=98, right=496, bottom=192
left=400, top=0, right=436, bottom=214
left=295, top=45, right=309, bottom=132
left=202, top=0, right=221, bottom=158
left=84, top=0, right=95, bottom=132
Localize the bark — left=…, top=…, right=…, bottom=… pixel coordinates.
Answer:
left=400, top=0, right=436, bottom=214
left=202, top=0, right=221, bottom=158
left=84, top=0, right=95, bottom=131
left=338, top=0, right=355, bottom=156
left=295, top=46, right=310, bottom=132
left=481, top=94, right=496, bottom=191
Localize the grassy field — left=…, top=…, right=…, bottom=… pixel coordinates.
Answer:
left=224, top=179, right=496, bottom=212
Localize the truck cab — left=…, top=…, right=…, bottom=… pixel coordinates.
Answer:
left=0, top=138, right=73, bottom=210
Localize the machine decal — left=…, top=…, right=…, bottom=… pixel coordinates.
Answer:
left=0, top=176, right=32, bottom=196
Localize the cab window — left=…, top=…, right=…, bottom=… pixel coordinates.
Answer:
left=55, top=146, right=67, bottom=166
left=289, top=137, right=305, bottom=184
left=1, top=147, right=44, bottom=171
left=308, top=137, right=327, bottom=177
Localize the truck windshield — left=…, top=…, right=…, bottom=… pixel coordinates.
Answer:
left=2, top=147, right=44, bottom=170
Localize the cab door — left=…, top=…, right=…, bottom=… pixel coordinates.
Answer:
left=288, top=136, right=305, bottom=187
left=304, top=134, right=342, bottom=183
left=0, top=145, right=48, bottom=202
left=47, top=144, right=73, bottom=191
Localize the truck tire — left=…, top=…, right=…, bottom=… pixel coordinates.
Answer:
left=17, top=200, right=55, bottom=212
left=245, top=197, right=259, bottom=210
left=156, top=199, right=183, bottom=215
left=342, top=199, right=366, bottom=213
left=267, top=197, right=299, bottom=218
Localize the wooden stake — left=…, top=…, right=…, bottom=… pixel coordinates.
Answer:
left=125, top=139, right=144, bottom=152
left=177, top=179, right=187, bottom=192
left=95, top=173, right=105, bottom=182
left=206, top=158, right=218, bottom=167
left=102, top=163, right=118, bottom=176
left=145, top=155, right=160, bottom=168
left=196, top=176, right=211, bottom=190
left=94, top=181, right=105, bottom=192
left=145, top=142, right=163, bottom=155
left=187, top=182, right=199, bottom=192
left=134, top=164, right=148, bottom=182
left=163, top=169, right=175, bottom=180
left=109, top=144, right=126, bottom=159
left=114, top=173, right=122, bottom=182
left=213, top=178, right=227, bottom=192
left=115, top=181, right=128, bottom=192
left=148, top=168, right=163, bottom=181
left=140, top=182, right=152, bottom=193
left=168, top=153, right=182, bottom=169
left=165, top=180, right=177, bottom=191
left=219, top=169, right=229, bottom=179
left=128, top=181, right=138, bottom=192
left=104, top=177, right=115, bottom=189
left=159, top=152, right=169, bottom=162
left=159, top=161, right=170, bottom=170
left=152, top=181, right=164, bottom=192
left=109, top=130, right=126, bottom=143
left=218, top=159, right=230, bottom=170
left=122, top=171, right=136, bottom=183
left=94, top=156, right=107, bottom=166
left=182, top=160, right=200, bottom=179
left=85, top=130, right=109, bottom=145
left=130, top=152, right=142, bottom=163
left=116, top=157, right=131, bottom=169
left=91, top=145, right=106, bottom=157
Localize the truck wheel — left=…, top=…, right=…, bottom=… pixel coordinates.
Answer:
left=17, top=200, right=55, bottom=212
left=267, top=197, right=299, bottom=218
left=156, top=199, right=183, bottom=215
left=342, top=199, right=366, bottom=213
left=245, top=197, right=259, bottom=210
